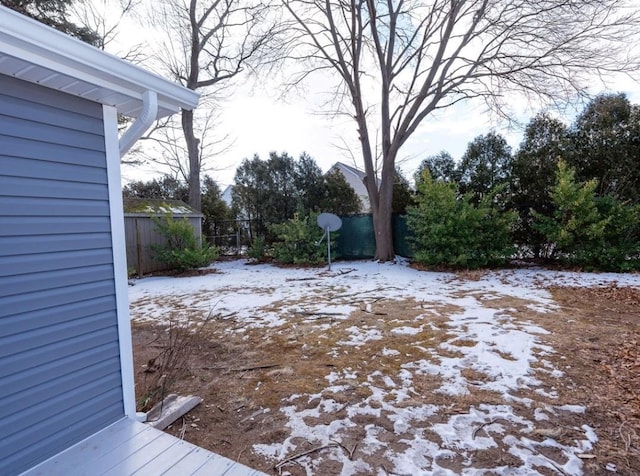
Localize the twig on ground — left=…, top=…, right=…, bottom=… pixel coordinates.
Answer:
left=380, top=464, right=411, bottom=476
left=233, top=363, right=281, bottom=372
left=472, top=420, right=492, bottom=440
left=337, top=268, right=355, bottom=275
left=275, top=443, right=339, bottom=470
left=619, top=421, right=636, bottom=453
left=330, top=439, right=359, bottom=460
left=547, top=457, right=570, bottom=476
left=297, top=311, right=344, bottom=317
left=333, top=287, right=389, bottom=299
left=519, top=438, right=570, bottom=476
left=214, top=312, right=237, bottom=320
left=472, top=418, right=506, bottom=439
left=320, top=268, right=355, bottom=277
left=236, top=446, right=246, bottom=462
left=178, top=417, right=186, bottom=440
left=241, top=408, right=267, bottom=423
left=360, top=305, right=388, bottom=316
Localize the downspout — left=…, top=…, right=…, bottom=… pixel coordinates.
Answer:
left=116, top=89, right=158, bottom=423
left=119, top=90, right=158, bottom=156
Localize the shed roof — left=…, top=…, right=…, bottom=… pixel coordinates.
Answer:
left=123, top=198, right=203, bottom=217
left=0, top=6, right=199, bottom=118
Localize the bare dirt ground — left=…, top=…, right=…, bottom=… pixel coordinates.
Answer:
left=131, top=272, right=640, bottom=475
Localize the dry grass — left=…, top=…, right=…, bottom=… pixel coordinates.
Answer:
left=131, top=283, right=640, bottom=475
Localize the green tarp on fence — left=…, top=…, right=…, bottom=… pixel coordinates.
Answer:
left=336, top=213, right=413, bottom=259
left=393, top=214, right=413, bottom=258
left=336, top=214, right=376, bottom=259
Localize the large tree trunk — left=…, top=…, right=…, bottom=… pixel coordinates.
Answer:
left=371, top=157, right=395, bottom=262
left=360, top=121, right=395, bottom=261
left=182, top=108, right=201, bottom=210
left=372, top=204, right=394, bottom=261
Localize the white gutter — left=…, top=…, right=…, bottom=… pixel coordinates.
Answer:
left=119, top=90, right=158, bottom=157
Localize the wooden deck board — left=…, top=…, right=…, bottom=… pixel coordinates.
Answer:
left=70, top=424, right=164, bottom=474
left=131, top=439, right=199, bottom=474
left=101, top=431, right=182, bottom=475
left=190, top=455, right=235, bottom=475
left=21, top=418, right=266, bottom=476
left=158, top=446, right=213, bottom=475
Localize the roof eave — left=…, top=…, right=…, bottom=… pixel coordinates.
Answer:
left=0, top=6, right=199, bottom=118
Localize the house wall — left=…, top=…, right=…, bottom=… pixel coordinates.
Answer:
left=0, top=74, right=125, bottom=474
left=330, top=163, right=371, bottom=212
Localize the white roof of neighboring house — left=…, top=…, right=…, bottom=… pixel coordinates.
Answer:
left=0, top=5, right=199, bottom=119
left=221, top=185, right=234, bottom=206
left=329, top=162, right=379, bottom=212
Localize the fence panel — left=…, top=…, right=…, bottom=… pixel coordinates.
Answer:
left=336, top=213, right=414, bottom=259
left=124, top=215, right=202, bottom=276
left=336, top=214, right=376, bottom=259
left=393, top=214, right=414, bottom=258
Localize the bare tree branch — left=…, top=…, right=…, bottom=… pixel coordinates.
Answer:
left=280, top=0, right=640, bottom=260
left=142, top=0, right=283, bottom=210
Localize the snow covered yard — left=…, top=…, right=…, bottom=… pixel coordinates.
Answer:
left=129, top=260, right=640, bottom=475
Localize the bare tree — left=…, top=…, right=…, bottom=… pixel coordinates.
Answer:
left=281, top=0, right=640, bottom=261
left=149, top=0, right=281, bottom=210
left=71, top=0, right=144, bottom=61
left=141, top=103, right=234, bottom=183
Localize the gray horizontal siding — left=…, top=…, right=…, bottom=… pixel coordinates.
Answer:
left=1, top=151, right=108, bottom=181
left=0, top=196, right=110, bottom=216
left=1, top=391, right=124, bottom=474
left=0, top=74, right=103, bottom=121
left=0, top=233, right=113, bottom=255
left=0, top=263, right=115, bottom=297
left=0, top=343, right=118, bottom=399
left=0, top=74, right=125, bottom=475
left=1, top=357, right=121, bottom=414
left=0, top=131, right=104, bottom=169
left=0, top=249, right=114, bottom=276
left=0, top=216, right=111, bottom=236
left=0, top=175, right=109, bottom=200
left=0, top=296, right=116, bottom=336
left=1, top=326, right=118, bottom=384
left=0, top=310, right=115, bottom=359
left=0, top=113, right=105, bottom=150
left=0, top=281, right=116, bottom=318
left=3, top=371, right=122, bottom=438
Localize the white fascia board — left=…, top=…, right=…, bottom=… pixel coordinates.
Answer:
left=0, top=6, right=199, bottom=118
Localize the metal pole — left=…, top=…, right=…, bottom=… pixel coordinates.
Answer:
left=326, top=227, right=332, bottom=270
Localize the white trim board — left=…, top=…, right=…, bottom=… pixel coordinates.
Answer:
left=104, top=104, right=137, bottom=418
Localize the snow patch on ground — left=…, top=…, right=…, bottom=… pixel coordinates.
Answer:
left=129, top=259, right=639, bottom=475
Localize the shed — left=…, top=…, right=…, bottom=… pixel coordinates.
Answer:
left=0, top=6, right=263, bottom=475
left=123, top=198, right=203, bottom=276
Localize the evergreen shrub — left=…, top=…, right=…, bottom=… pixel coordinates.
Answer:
left=533, top=161, right=640, bottom=271
left=270, top=212, right=333, bottom=265
left=407, top=171, right=516, bottom=269
left=151, top=215, right=219, bottom=272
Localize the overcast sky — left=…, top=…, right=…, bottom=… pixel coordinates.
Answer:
left=115, top=4, right=640, bottom=189
left=122, top=81, right=639, bottom=188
